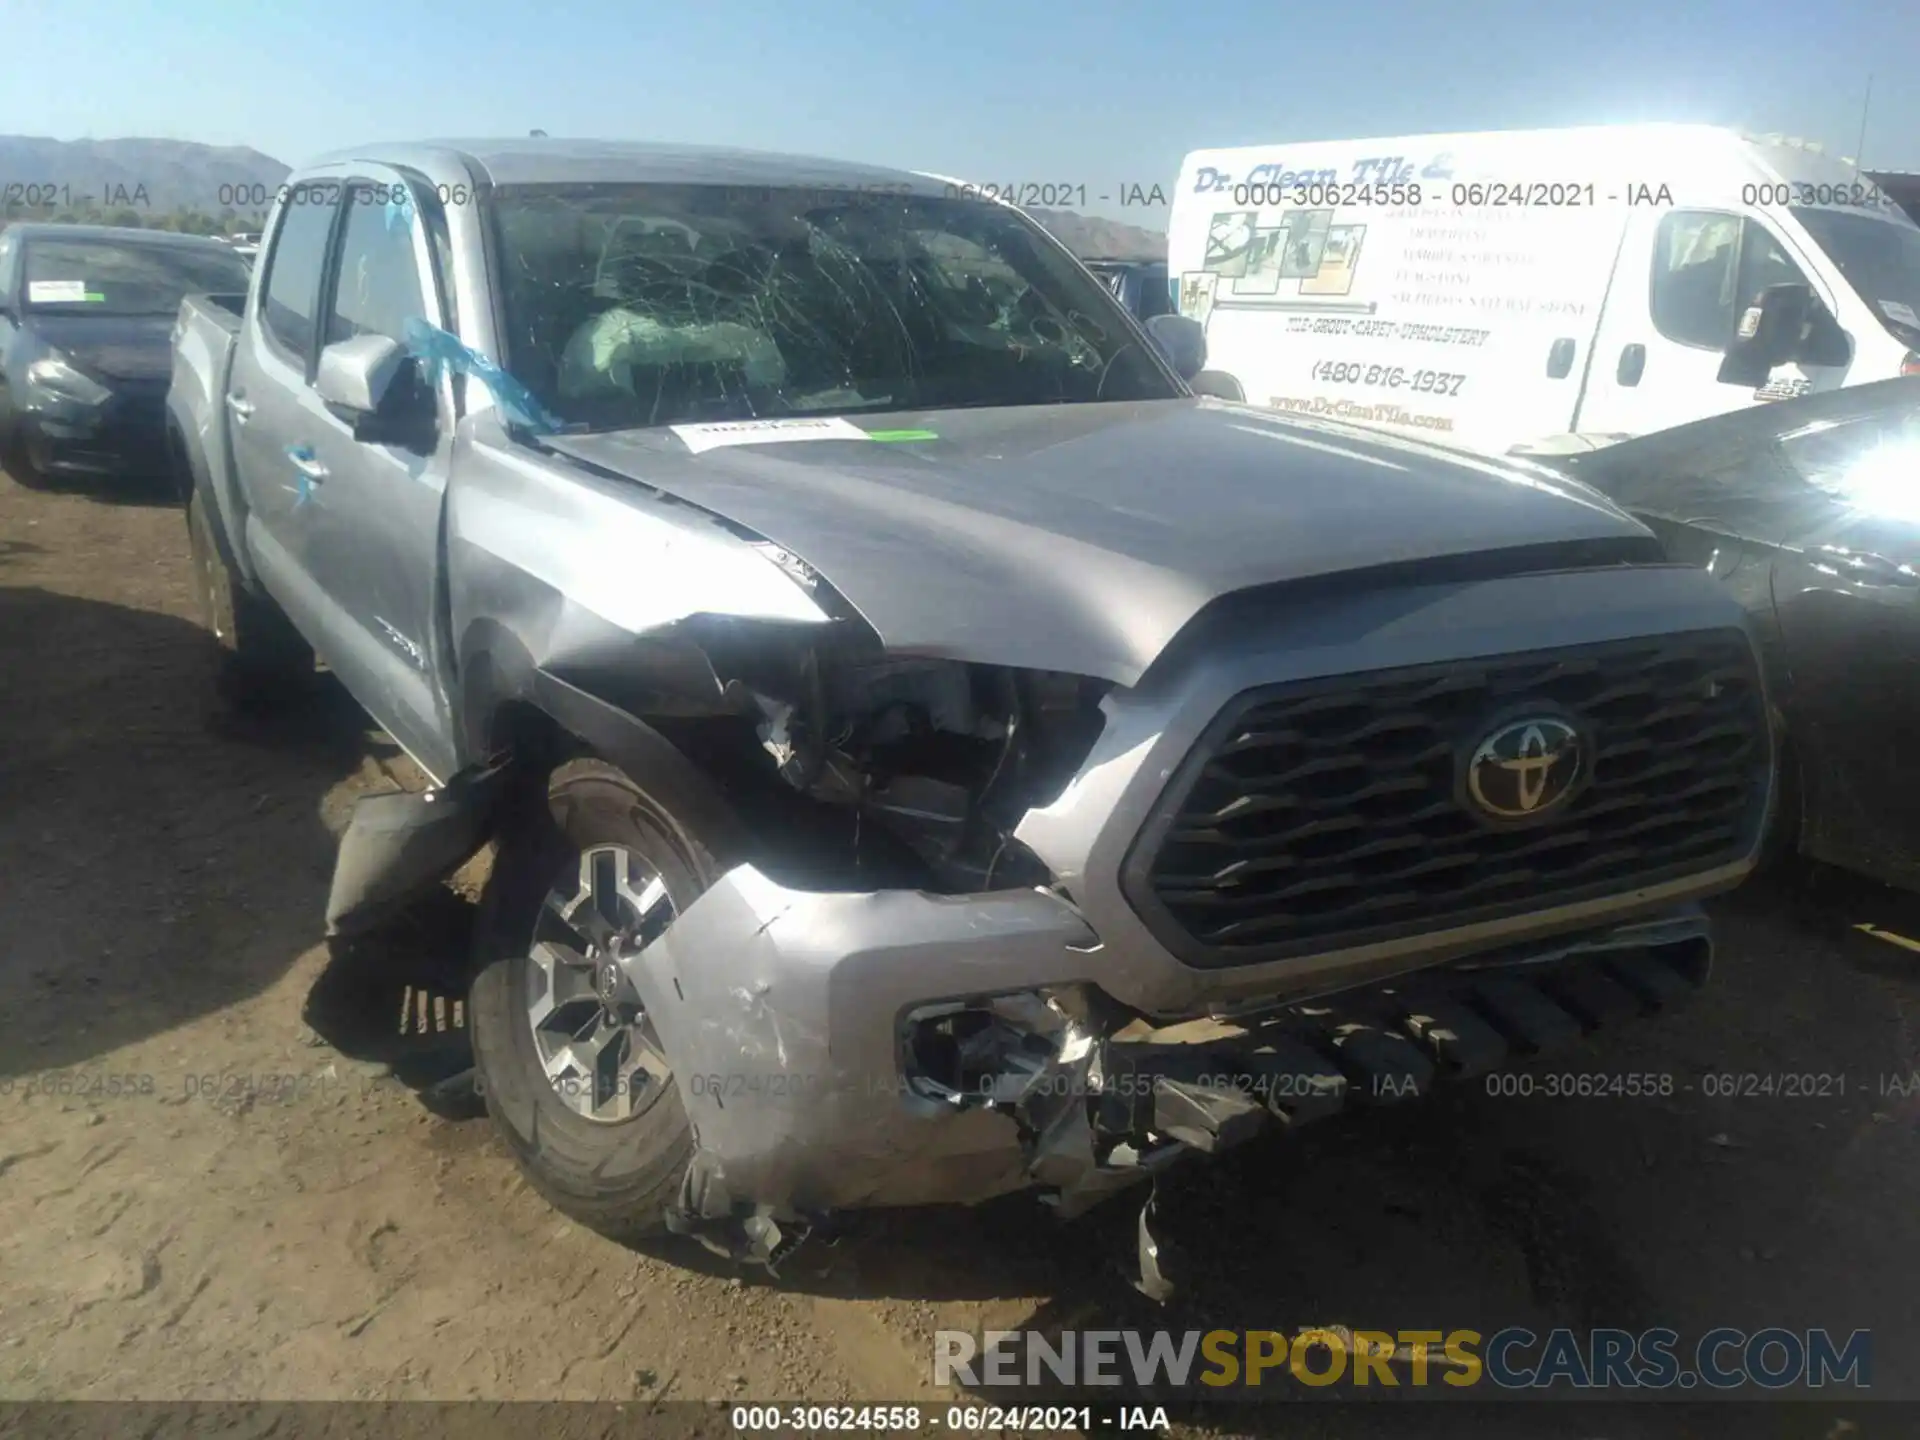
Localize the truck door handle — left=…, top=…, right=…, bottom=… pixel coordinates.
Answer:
left=1617, top=344, right=1646, bottom=387
left=225, top=393, right=256, bottom=422
left=285, top=446, right=329, bottom=483
left=1547, top=338, right=1576, bottom=378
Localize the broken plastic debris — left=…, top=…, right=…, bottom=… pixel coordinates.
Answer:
left=402, top=318, right=564, bottom=434
left=1130, top=1182, right=1178, bottom=1303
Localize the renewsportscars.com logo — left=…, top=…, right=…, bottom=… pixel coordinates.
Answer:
left=935, top=1327, right=1872, bottom=1392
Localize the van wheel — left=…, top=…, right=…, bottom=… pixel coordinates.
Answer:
left=186, top=490, right=313, bottom=702
left=468, top=756, right=735, bottom=1241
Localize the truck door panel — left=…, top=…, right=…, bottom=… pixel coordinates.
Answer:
left=227, top=174, right=348, bottom=597
left=299, top=172, right=459, bottom=781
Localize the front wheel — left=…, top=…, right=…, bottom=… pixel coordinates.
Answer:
left=468, top=756, right=736, bottom=1240
left=0, top=412, right=48, bottom=490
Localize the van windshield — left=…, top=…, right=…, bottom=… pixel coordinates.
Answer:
left=1793, top=208, right=1920, bottom=344
left=487, top=183, right=1177, bottom=432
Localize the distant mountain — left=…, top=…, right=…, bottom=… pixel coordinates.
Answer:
left=0, top=136, right=287, bottom=218
left=0, top=136, right=1166, bottom=257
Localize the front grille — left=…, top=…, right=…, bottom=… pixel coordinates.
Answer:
left=1124, top=629, right=1769, bottom=967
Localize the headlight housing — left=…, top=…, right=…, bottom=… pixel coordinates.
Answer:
left=25, top=355, right=112, bottom=407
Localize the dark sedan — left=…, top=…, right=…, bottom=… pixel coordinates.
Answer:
left=1552, top=375, right=1920, bottom=892
left=0, top=224, right=251, bottom=486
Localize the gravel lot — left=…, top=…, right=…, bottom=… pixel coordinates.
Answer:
left=3, top=465, right=1918, bottom=1438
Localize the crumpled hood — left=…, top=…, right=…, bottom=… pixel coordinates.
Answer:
left=546, top=399, right=1651, bottom=685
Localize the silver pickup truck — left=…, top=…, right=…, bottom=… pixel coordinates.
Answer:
left=168, top=139, right=1774, bottom=1271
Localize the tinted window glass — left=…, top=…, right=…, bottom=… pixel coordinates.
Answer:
left=489, top=183, right=1174, bottom=432
left=326, top=185, right=429, bottom=346
left=263, top=185, right=339, bottom=359
left=1736, top=224, right=1812, bottom=308
left=21, top=237, right=249, bottom=317
left=1136, top=271, right=1174, bottom=320
left=1650, top=211, right=1741, bottom=349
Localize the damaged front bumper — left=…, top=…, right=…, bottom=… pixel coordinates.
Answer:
left=622, top=864, right=1715, bottom=1258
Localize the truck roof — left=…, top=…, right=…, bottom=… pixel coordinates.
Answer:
left=300, top=138, right=950, bottom=196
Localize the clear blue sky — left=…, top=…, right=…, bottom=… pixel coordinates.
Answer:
left=4, top=0, right=1914, bottom=220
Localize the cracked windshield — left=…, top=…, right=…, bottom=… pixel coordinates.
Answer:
left=495, top=185, right=1176, bottom=430
left=3, top=0, right=1918, bottom=1433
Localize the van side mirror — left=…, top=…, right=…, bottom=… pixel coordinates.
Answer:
left=316, top=333, right=437, bottom=450
left=1718, top=282, right=1813, bottom=387
left=1146, top=312, right=1207, bottom=382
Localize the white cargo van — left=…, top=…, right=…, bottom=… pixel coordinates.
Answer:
left=1168, top=124, right=1920, bottom=455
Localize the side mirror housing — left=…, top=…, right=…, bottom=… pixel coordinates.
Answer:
left=315, top=333, right=436, bottom=449
left=1718, top=282, right=1813, bottom=387
left=1146, top=312, right=1207, bottom=382
left=1191, top=369, right=1245, bottom=402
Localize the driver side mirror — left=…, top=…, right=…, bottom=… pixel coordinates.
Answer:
left=1146, top=312, right=1207, bottom=382
left=316, top=333, right=437, bottom=450
left=1718, top=282, right=1842, bottom=387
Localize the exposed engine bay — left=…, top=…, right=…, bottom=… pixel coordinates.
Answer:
left=742, top=653, right=1108, bottom=893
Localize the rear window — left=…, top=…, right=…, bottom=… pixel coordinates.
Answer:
left=22, top=237, right=250, bottom=318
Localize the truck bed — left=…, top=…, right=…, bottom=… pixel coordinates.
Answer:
left=186, top=291, right=247, bottom=329
left=167, top=292, right=250, bottom=578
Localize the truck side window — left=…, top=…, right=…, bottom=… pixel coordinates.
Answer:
left=326, top=184, right=430, bottom=346
left=262, top=185, right=339, bottom=362
left=1650, top=211, right=1742, bottom=350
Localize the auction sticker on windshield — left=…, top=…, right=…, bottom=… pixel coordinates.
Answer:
left=27, top=280, right=101, bottom=303
left=669, top=417, right=872, bottom=454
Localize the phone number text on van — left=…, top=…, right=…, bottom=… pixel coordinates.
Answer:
left=1312, top=361, right=1466, bottom=397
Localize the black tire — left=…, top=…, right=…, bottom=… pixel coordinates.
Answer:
left=469, top=755, right=737, bottom=1241
left=0, top=414, right=49, bottom=490
left=185, top=489, right=314, bottom=703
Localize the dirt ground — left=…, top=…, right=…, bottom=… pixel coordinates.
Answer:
left=4, top=465, right=1920, bottom=1438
